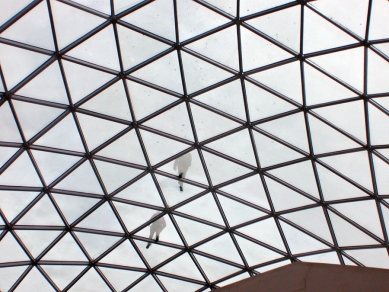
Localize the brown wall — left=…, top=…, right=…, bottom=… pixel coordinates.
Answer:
left=217, top=262, right=389, bottom=292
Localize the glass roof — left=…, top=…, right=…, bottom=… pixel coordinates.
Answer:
left=1, top=0, right=389, bottom=291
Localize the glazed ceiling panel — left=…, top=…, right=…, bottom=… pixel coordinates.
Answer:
left=0, top=0, right=389, bottom=291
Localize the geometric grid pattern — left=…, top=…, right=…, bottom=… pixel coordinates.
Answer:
left=1, top=0, right=389, bottom=291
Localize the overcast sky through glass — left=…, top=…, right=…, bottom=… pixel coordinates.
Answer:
left=0, top=0, right=389, bottom=291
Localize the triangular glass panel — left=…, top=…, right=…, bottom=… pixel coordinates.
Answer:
left=42, top=265, right=86, bottom=291
left=369, top=103, right=389, bottom=145
left=143, top=102, right=194, bottom=140
left=328, top=211, right=378, bottom=246
left=16, top=62, right=68, bottom=104
left=194, top=80, right=246, bottom=120
left=313, top=100, right=366, bottom=142
left=62, top=60, right=114, bottom=104
left=158, top=252, right=204, bottom=281
left=34, top=114, right=85, bottom=152
left=241, top=26, right=292, bottom=71
left=99, top=267, right=143, bottom=291
left=12, top=100, right=64, bottom=141
left=0, top=146, right=18, bottom=168
left=308, top=47, right=364, bottom=92
left=0, top=1, right=54, bottom=50
left=373, top=154, right=389, bottom=195
left=67, top=25, right=120, bottom=71
left=303, top=6, right=356, bottom=54
left=15, top=230, right=61, bottom=258
left=308, top=114, right=360, bottom=154
left=219, top=175, right=270, bottom=209
left=0, top=191, right=38, bottom=222
left=253, top=130, right=304, bottom=167
left=52, top=193, right=99, bottom=224
left=268, top=161, right=320, bottom=199
left=121, top=0, right=176, bottom=41
left=194, top=254, right=240, bottom=283
left=282, top=207, right=333, bottom=243
left=205, top=0, right=236, bottom=16
left=190, top=103, right=241, bottom=142
left=316, top=163, right=368, bottom=201
left=206, top=129, right=257, bottom=166
left=235, top=235, right=283, bottom=266
left=0, top=103, right=22, bottom=142
left=0, top=266, right=28, bottom=292
left=100, top=239, right=145, bottom=268
left=77, top=202, right=124, bottom=233
left=217, top=194, right=266, bottom=227
left=237, top=218, right=286, bottom=252
left=127, top=80, right=177, bottom=120
left=75, top=232, right=120, bottom=260
left=42, top=232, right=87, bottom=261
left=176, top=193, right=225, bottom=225
left=94, top=160, right=143, bottom=193
left=280, top=221, right=328, bottom=254
left=17, top=194, right=63, bottom=226
left=50, top=0, right=105, bottom=49
left=69, top=268, right=111, bottom=291
left=118, top=24, right=170, bottom=70
left=0, top=232, right=29, bottom=263
left=331, top=200, right=383, bottom=239
left=80, top=81, right=131, bottom=121
left=55, top=161, right=103, bottom=194
left=113, top=201, right=156, bottom=232
left=250, top=61, right=302, bottom=104
left=197, top=233, right=243, bottom=264
left=239, top=0, right=290, bottom=17
left=320, top=151, right=373, bottom=191
left=133, top=239, right=180, bottom=268
left=173, top=214, right=220, bottom=246
left=135, top=214, right=183, bottom=245
left=16, top=267, right=55, bottom=291
left=130, top=275, right=163, bottom=292
left=304, top=63, right=356, bottom=105
left=181, top=51, right=232, bottom=94
left=299, top=251, right=340, bottom=265
left=155, top=174, right=205, bottom=207
left=0, top=44, right=49, bottom=89
left=246, top=5, right=300, bottom=52
left=0, top=151, right=42, bottom=187
left=139, top=129, right=189, bottom=165
left=0, top=0, right=32, bottom=26
left=76, top=113, right=127, bottom=150
left=158, top=150, right=209, bottom=185
left=265, top=177, right=316, bottom=211
left=97, top=130, right=146, bottom=166
left=72, top=0, right=110, bottom=14
left=186, top=26, right=239, bottom=70
left=202, top=151, right=252, bottom=185
left=131, top=51, right=183, bottom=94
left=346, top=248, right=389, bottom=269
left=310, top=0, right=369, bottom=38
left=116, top=174, right=164, bottom=206
left=245, top=80, right=297, bottom=121
left=158, top=275, right=203, bottom=292
left=32, top=150, right=80, bottom=184
left=368, top=0, right=389, bottom=40
left=177, top=0, right=228, bottom=41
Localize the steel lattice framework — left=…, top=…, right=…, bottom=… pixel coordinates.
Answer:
left=0, top=0, right=389, bottom=291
